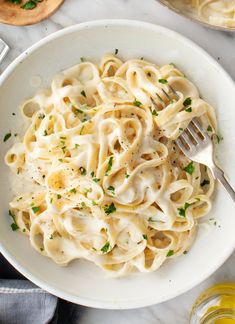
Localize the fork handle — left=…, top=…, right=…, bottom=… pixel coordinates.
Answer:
left=211, top=165, right=235, bottom=202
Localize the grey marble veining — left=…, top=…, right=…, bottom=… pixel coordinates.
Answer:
left=0, top=1, right=235, bottom=323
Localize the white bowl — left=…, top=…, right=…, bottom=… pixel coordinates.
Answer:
left=0, top=20, right=235, bottom=309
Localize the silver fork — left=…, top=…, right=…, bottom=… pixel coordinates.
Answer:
left=0, top=38, right=9, bottom=65
left=151, top=86, right=235, bottom=202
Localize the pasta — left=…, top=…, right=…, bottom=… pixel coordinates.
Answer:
left=5, top=55, right=217, bottom=277
left=186, top=0, right=235, bottom=28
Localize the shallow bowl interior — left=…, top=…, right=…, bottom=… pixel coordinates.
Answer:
left=0, top=20, right=235, bottom=309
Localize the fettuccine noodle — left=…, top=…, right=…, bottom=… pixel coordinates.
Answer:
left=5, top=55, right=217, bottom=277
left=187, top=0, right=235, bottom=27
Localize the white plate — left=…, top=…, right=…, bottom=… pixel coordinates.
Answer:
left=0, top=20, right=235, bottom=309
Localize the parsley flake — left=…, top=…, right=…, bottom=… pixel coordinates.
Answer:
left=183, top=97, right=192, bottom=106
left=105, top=157, right=113, bottom=176
left=3, top=132, right=11, bottom=142
left=21, top=0, right=37, bottom=10
left=184, top=161, right=195, bottom=175
left=81, top=202, right=87, bottom=209
left=133, top=100, right=142, bottom=107
left=79, top=167, right=87, bottom=176
left=166, top=250, right=174, bottom=257
left=177, top=202, right=191, bottom=217
left=152, top=109, right=158, bottom=116
left=32, top=206, right=40, bottom=214
left=107, top=186, right=115, bottom=194
left=104, top=202, right=116, bottom=215
left=81, top=90, right=86, bottom=98
left=143, top=234, right=147, bottom=240
left=101, top=242, right=110, bottom=253
left=158, top=79, right=168, bottom=84
left=185, top=107, right=192, bottom=113
left=207, top=125, right=213, bottom=132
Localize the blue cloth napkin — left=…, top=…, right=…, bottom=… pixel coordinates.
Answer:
left=0, top=279, right=58, bottom=324
left=0, top=255, right=82, bottom=324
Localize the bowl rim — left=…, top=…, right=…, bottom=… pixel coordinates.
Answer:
left=0, top=19, right=235, bottom=309
left=157, top=0, right=235, bottom=32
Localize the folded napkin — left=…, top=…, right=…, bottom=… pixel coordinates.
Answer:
left=0, top=279, right=58, bottom=324
left=0, top=255, right=82, bottom=324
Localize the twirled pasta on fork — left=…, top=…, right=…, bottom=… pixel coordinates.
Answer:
left=5, top=55, right=217, bottom=277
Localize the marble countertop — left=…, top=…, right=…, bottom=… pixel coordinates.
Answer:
left=1, top=0, right=235, bottom=323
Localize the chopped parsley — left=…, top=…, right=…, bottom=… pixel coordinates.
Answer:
left=9, top=209, right=19, bottom=231
left=133, top=100, right=142, bottom=107
left=43, top=130, right=48, bottom=136
left=101, top=242, right=110, bottom=253
left=91, top=171, right=95, bottom=177
left=21, top=0, right=39, bottom=10
left=79, top=166, right=87, bottom=176
left=184, top=161, right=195, bottom=175
left=74, top=144, right=80, bottom=149
left=58, top=158, right=63, bottom=163
left=23, top=228, right=26, bottom=232
left=166, top=250, right=174, bottom=257
left=57, top=194, right=61, bottom=199
left=3, top=132, right=11, bottom=142
left=81, top=90, right=86, bottom=98
left=177, top=202, right=191, bottom=217
left=104, top=202, right=116, bottom=215
left=185, top=107, right=192, bottom=113
left=38, top=113, right=45, bottom=119
left=81, top=202, right=87, bottom=209
left=32, top=206, right=40, bottom=214
left=142, top=234, right=147, bottom=240
left=92, top=200, right=97, bottom=206
left=40, top=247, right=44, bottom=252
left=158, top=79, right=168, bottom=84
left=183, top=97, right=192, bottom=106
left=70, top=188, right=77, bottom=194
left=49, top=234, right=53, bottom=240
left=183, top=251, right=188, bottom=255
left=152, top=109, right=158, bottom=116
left=93, top=178, right=100, bottom=183
left=215, top=134, right=223, bottom=144
left=75, top=108, right=84, bottom=114
left=105, top=156, right=113, bottom=176
left=115, top=48, right=118, bottom=55
left=8, top=0, right=21, bottom=3
left=107, top=186, right=115, bottom=194
left=207, top=125, right=213, bottom=132
left=125, top=173, right=130, bottom=179
left=201, top=179, right=210, bottom=187
left=80, top=57, right=86, bottom=62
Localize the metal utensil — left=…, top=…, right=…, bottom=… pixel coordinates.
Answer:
left=151, top=86, right=235, bottom=201
left=0, top=38, right=9, bottom=65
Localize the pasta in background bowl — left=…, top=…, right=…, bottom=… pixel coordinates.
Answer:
left=0, top=20, right=235, bottom=308
left=158, top=0, right=235, bottom=30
